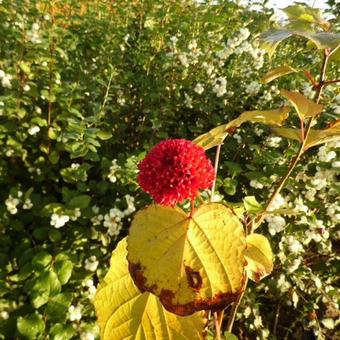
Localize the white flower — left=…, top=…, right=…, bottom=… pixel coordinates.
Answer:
left=286, top=236, right=303, bottom=254
left=318, top=146, right=336, bottom=162
left=332, top=161, right=340, bottom=168
left=245, top=81, right=261, bottom=95
left=23, top=198, right=33, bottom=210
left=108, top=159, right=120, bottom=183
left=288, top=258, right=301, bottom=273
left=28, top=126, right=40, bottom=135
left=268, top=193, right=285, bottom=211
left=188, top=39, right=197, bottom=50
left=253, top=315, right=263, bottom=329
left=5, top=195, right=20, bottom=214
left=266, top=136, right=282, bottom=148
left=194, top=83, right=204, bottom=95
left=178, top=53, right=189, bottom=67
left=265, top=215, right=286, bottom=235
left=293, top=197, right=308, bottom=213
left=170, top=36, right=178, bottom=45
left=0, top=311, right=9, bottom=320
left=1, top=74, right=12, bottom=88
left=50, top=213, right=69, bottom=228
left=71, top=208, right=81, bottom=221
left=277, top=274, right=291, bottom=292
left=212, top=77, right=227, bottom=97
left=84, top=256, right=99, bottom=272
left=239, top=28, right=250, bottom=41
left=184, top=93, right=193, bottom=108
left=68, top=305, right=82, bottom=322
left=0, top=70, right=4, bottom=78
left=71, top=163, right=80, bottom=169
left=80, top=332, right=96, bottom=340
left=250, top=179, right=263, bottom=189
left=103, top=208, right=124, bottom=236
left=91, top=214, right=103, bottom=226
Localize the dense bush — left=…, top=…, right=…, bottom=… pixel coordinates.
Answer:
left=0, top=0, right=339, bottom=339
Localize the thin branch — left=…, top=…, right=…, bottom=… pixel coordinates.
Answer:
left=255, top=50, right=329, bottom=228
left=211, top=143, right=222, bottom=200
left=214, top=312, right=222, bottom=340
left=226, top=276, right=248, bottom=333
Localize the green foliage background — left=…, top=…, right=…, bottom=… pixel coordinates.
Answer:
left=0, top=0, right=339, bottom=339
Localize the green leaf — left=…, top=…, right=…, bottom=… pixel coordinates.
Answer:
left=96, top=130, right=113, bottom=140
left=128, top=203, right=246, bottom=316
left=243, top=196, right=263, bottom=214
left=46, top=293, right=72, bottom=321
left=50, top=323, right=76, bottom=340
left=194, top=106, right=290, bottom=150
left=17, top=313, right=45, bottom=339
left=94, top=238, right=206, bottom=340
left=32, top=251, right=52, bottom=270
left=262, top=65, right=297, bottom=84
left=283, top=4, right=329, bottom=30
left=68, top=194, right=91, bottom=209
left=244, top=234, right=273, bottom=282
left=224, top=332, right=239, bottom=340
left=18, top=62, right=31, bottom=75
left=281, top=89, right=323, bottom=119
left=55, top=260, right=73, bottom=285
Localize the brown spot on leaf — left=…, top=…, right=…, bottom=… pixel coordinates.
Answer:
left=128, top=262, right=148, bottom=293
left=185, top=266, right=202, bottom=291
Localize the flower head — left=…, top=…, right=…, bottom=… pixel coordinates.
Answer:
left=138, top=139, right=215, bottom=206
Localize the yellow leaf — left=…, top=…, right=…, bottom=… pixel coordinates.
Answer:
left=304, top=125, right=340, bottom=150
left=194, top=106, right=290, bottom=150
left=128, top=203, right=246, bottom=316
left=94, top=238, right=206, bottom=340
left=244, top=234, right=273, bottom=283
left=281, top=89, right=323, bottom=119
left=272, top=127, right=301, bottom=142
left=262, top=65, right=297, bottom=84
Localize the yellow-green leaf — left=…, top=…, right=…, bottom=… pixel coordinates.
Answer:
left=94, top=238, right=206, bottom=340
left=128, top=203, right=246, bottom=316
left=262, top=65, right=298, bottom=84
left=304, top=125, right=340, bottom=150
left=281, top=89, right=323, bottom=119
left=272, top=127, right=301, bottom=142
left=194, top=106, right=290, bottom=150
left=244, top=234, right=273, bottom=283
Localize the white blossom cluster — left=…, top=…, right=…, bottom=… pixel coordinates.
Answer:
left=0, top=69, right=13, bottom=89
left=107, top=159, right=120, bottom=183
left=5, top=191, right=33, bottom=215
left=91, top=195, right=136, bottom=237
left=26, top=23, right=42, bottom=44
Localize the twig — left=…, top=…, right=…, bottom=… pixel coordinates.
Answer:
left=211, top=144, right=222, bottom=200
left=255, top=50, right=329, bottom=228
left=214, top=312, right=222, bottom=340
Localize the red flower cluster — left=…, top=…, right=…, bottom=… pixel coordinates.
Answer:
left=138, top=139, right=215, bottom=206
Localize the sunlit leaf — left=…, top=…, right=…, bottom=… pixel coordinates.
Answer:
left=283, top=4, right=329, bottom=30
left=244, top=234, right=273, bottom=282
left=94, top=238, right=206, bottom=340
left=243, top=196, right=263, bottom=215
left=259, top=29, right=293, bottom=59
left=128, top=203, right=246, bottom=316
left=281, top=89, right=323, bottom=119
left=194, top=107, right=290, bottom=150
left=259, top=29, right=340, bottom=58
left=262, top=65, right=298, bottom=84
left=304, top=125, right=340, bottom=150
left=272, top=127, right=301, bottom=142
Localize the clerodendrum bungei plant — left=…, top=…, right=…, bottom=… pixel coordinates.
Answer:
left=94, top=4, right=340, bottom=339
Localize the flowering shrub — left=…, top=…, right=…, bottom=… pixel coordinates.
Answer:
left=0, top=0, right=339, bottom=339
